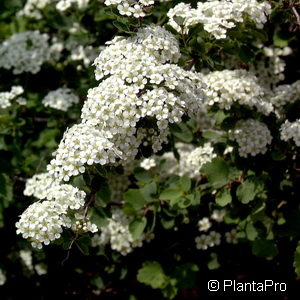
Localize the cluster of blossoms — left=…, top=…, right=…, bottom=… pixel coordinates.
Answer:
left=270, top=80, right=300, bottom=109
left=0, top=31, right=51, bottom=74
left=19, top=250, right=47, bottom=275
left=20, top=250, right=33, bottom=271
left=56, top=0, right=90, bottom=11
left=91, top=208, right=153, bottom=255
left=0, top=269, right=6, bottom=285
left=195, top=231, right=221, bottom=250
left=197, top=217, right=212, bottom=232
left=197, top=209, right=226, bottom=233
left=140, top=142, right=216, bottom=179
left=167, top=0, right=271, bottom=39
left=105, top=0, right=154, bottom=18
left=280, top=119, right=300, bottom=147
left=225, top=229, right=239, bottom=244
left=140, top=157, right=156, bottom=170
left=47, top=124, right=121, bottom=181
left=203, top=69, right=273, bottom=115
left=34, top=264, right=47, bottom=275
left=229, top=119, right=272, bottom=157
left=16, top=173, right=96, bottom=248
left=82, top=25, right=205, bottom=163
left=196, top=210, right=238, bottom=250
left=42, top=88, right=79, bottom=111
left=17, top=0, right=53, bottom=19
left=20, top=24, right=206, bottom=247
left=0, top=86, right=25, bottom=109
left=70, top=45, right=102, bottom=69
left=250, top=46, right=292, bottom=90
left=18, top=0, right=90, bottom=18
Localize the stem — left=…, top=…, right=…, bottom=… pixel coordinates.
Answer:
left=291, top=5, right=300, bottom=26
left=185, top=58, right=197, bottom=71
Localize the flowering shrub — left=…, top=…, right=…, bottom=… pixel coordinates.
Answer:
left=0, top=0, right=300, bottom=298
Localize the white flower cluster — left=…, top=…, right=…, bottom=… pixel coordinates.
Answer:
left=203, top=69, right=273, bottom=115
left=82, top=25, right=205, bottom=163
left=70, top=45, right=101, bottom=68
left=141, top=142, right=216, bottom=179
left=185, top=143, right=217, bottom=177
left=229, top=119, right=272, bottom=157
left=163, top=143, right=216, bottom=179
left=47, top=124, right=120, bottom=181
left=105, top=0, right=154, bottom=18
left=20, top=250, right=33, bottom=271
left=0, top=86, right=24, bottom=109
left=198, top=217, right=212, bottom=232
left=280, top=119, right=300, bottom=147
left=17, top=0, right=52, bottom=19
left=56, top=0, right=90, bottom=11
left=211, top=209, right=226, bottom=222
left=91, top=208, right=151, bottom=255
left=197, top=209, right=225, bottom=232
left=20, top=25, right=203, bottom=248
left=18, top=0, right=90, bottom=18
left=42, top=88, right=79, bottom=111
left=71, top=211, right=98, bottom=233
left=195, top=231, right=221, bottom=250
left=0, top=31, right=50, bottom=74
left=250, top=47, right=292, bottom=89
left=0, top=269, right=6, bottom=286
left=140, top=158, right=156, bottom=170
left=35, top=264, right=47, bottom=275
left=20, top=249, right=48, bottom=275
left=195, top=211, right=238, bottom=249
left=271, top=80, right=300, bottom=108
left=225, top=229, right=238, bottom=244
left=16, top=173, right=96, bottom=248
left=167, top=0, right=271, bottom=39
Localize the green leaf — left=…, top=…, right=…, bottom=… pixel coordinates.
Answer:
left=0, top=173, right=6, bottom=196
left=172, top=263, right=199, bottom=289
left=273, top=29, right=289, bottom=47
left=91, top=208, right=110, bottom=228
left=112, top=20, right=127, bottom=31
left=134, top=167, right=153, bottom=183
left=238, top=46, right=255, bottom=63
left=159, top=188, right=182, bottom=201
left=207, top=253, right=220, bottom=270
left=236, top=180, right=256, bottom=204
left=75, top=235, right=91, bottom=256
left=140, top=182, right=157, bottom=201
left=94, top=165, right=108, bottom=177
left=202, top=130, right=223, bottom=139
left=0, top=174, right=13, bottom=207
left=201, top=158, right=230, bottom=188
left=161, top=217, right=175, bottom=229
left=245, top=223, right=258, bottom=241
left=170, top=123, right=193, bottom=143
left=161, top=281, right=178, bottom=300
left=137, top=261, right=168, bottom=289
left=129, top=216, right=147, bottom=240
left=179, top=176, right=191, bottom=192
left=293, top=245, right=300, bottom=276
left=236, top=177, right=264, bottom=204
left=252, top=239, right=278, bottom=259
left=215, top=189, right=232, bottom=207
left=124, top=189, right=147, bottom=211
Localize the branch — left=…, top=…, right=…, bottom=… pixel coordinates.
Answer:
left=291, top=5, right=300, bottom=27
